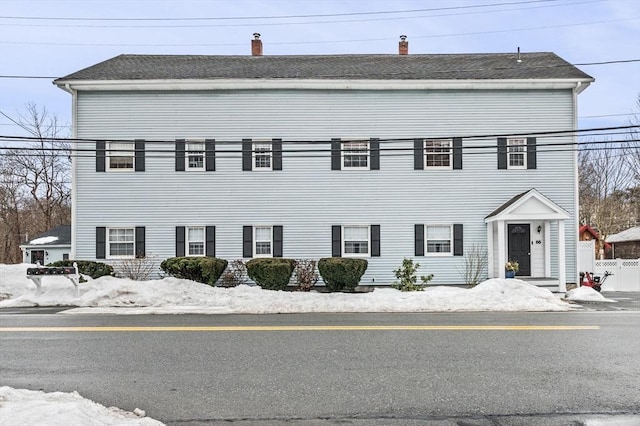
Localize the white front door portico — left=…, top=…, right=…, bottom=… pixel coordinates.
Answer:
left=485, top=189, right=570, bottom=292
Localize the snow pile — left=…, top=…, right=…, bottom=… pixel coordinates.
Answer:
left=0, top=386, right=163, bottom=426
left=566, top=286, right=617, bottom=303
left=28, top=236, right=59, bottom=245
left=0, top=263, right=573, bottom=313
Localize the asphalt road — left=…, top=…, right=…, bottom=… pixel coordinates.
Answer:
left=1, top=310, right=640, bottom=425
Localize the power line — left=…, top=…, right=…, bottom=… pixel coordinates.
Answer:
left=0, top=1, right=560, bottom=21
left=0, top=141, right=637, bottom=160
left=0, top=1, right=598, bottom=29
left=2, top=125, right=639, bottom=145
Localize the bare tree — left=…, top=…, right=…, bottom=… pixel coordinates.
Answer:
left=579, top=138, right=634, bottom=258
left=0, top=103, right=70, bottom=262
left=623, top=94, right=640, bottom=184
left=0, top=158, right=25, bottom=263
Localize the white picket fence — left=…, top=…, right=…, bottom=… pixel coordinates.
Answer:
left=594, top=258, right=640, bottom=292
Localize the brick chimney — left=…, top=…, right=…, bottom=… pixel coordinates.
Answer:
left=251, top=33, right=263, bottom=56
left=399, top=35, right=408, bottom=55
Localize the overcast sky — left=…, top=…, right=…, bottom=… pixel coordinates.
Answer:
left=0, top=0, right=638, bottom=137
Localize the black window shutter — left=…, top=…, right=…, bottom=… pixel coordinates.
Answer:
left=135, top=226, right=145, bottom=258
left=371, top=225, right=380, bottom=257
left=206, top=226, right=216, bottom=257
left=205, top=139, right=216, bottom=171
left=453, top=137, right=463, bottom=170
left=527, top=137, right=537, bottom=169
left=453, top=224, right=463, bottom=256
left=331, top=139, right=341, bottom=170
left=415, top=224, right=424, bottom=256
left=96, top=141, right=106, bottom=172
left=96, top=227, right=106, bottom=259
left=370, top=138, right=380, bottom=170
left=175, top=140, right=185, bottom=171
left=273, top=225, right=283, bottom=257
left=414, top=139, right=424, bottom=170
left=497, top=138, right=507, bottom=169
left=176, top=226, right=185, bottom=257
left=242, top=139, right=252, bottom=171
left=243, top=226, right=253, bottom=258
left=134, top=140, right=145, bottom=172
left=332, top=225, right=342, bottom=257
left=272, top=139, right=282, bottom=171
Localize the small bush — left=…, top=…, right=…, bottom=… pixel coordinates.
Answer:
left=113, top=256, right=158, bottom=281
left=219, top=259, right=247, bottom=287
left=47, top=260, right=114, bottom=279
left=392, top=258, right=433, bottom=291
left=294, top=259, right=319, bottom=291
left=246, top=258, right=296, bottom=291
left=160, top=257, right=228, bottom=286
left=317, top=258, right=368, bottom=292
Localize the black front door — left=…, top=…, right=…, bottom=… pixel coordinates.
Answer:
left=508, top=224, right=531, bottom=276
left=30, top=250, right=45, bottom=265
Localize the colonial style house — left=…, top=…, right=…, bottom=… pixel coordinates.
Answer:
left=54, top=36, right=593, bottom=291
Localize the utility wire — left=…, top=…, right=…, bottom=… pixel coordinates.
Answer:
left=0, top=1, right=561, bottom=21
left=1, top=124, right=636, bottom=145
left=0, top=1, right=598, bottom=29
left=0, top=142, right=637, bottom=160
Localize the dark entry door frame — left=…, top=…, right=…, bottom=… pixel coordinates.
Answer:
left=508, top=224, right=531, bottom=276
left=30, top=249, right=45, bottom=265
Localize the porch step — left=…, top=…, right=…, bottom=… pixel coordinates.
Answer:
left=520, top=277, right=559, bottom=287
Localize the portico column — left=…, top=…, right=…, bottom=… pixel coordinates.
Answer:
left=558, top=220, right=566, bottom=292
left=544, top=222, right=551, bottom=277
left=497, top=220, right=506, bottom=279
left=487, top=222, right=494, bottom=277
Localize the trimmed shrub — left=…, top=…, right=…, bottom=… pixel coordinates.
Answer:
left=160, top=257, right=228, bottom=286
left=246, top=258, right=296, bottom=291
left=317, top=257, right=368, bottom=292
left=47, top=260, right=114, bottom=279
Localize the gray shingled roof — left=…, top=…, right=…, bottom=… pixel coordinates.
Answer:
left=23, top=225, right=71, bottom=247
left=485, top=190, right=530, bottom=219
left=55, top=53, right=593, bottom=82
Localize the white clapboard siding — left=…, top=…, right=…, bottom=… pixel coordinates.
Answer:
left=73, top=88, right=577, bottom=285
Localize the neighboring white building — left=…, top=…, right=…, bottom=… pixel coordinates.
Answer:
left=54, top=36, right=593, bottom=290
left=20, top=225, right=71, bottom=265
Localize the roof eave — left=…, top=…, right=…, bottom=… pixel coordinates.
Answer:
left=53, top=78, right=594, bottom=92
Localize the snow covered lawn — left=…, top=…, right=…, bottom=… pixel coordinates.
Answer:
left=0, top=263, right=575, bottom=313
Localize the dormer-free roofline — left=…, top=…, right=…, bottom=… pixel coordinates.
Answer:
left=55, top=78, right=593, bottom=93
left=53, top=52, right=594, bottom=94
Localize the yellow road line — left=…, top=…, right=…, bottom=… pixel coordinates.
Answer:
left=0, top=325, right=600, bottom=332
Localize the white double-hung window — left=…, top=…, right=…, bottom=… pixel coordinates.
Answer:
left=253, top=143, right=272, bottom=170
left=108, top=228, right=135, bottom=258
left=343, top=225, right=370, bottom=257
left=426, top=225, right=452, bottom=255
left=424, top=139, right=452, bottom=168
left=186, top=142, right=205, bottom=170
left=507, top=138, right=527, bottom=169
left=254, top=226, right=273, bottom=257
left=107, top=142, right=134, bottom=170
left=342, top=141, right=369, bottom=169
left=187, top=227, right=205, bottom=256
